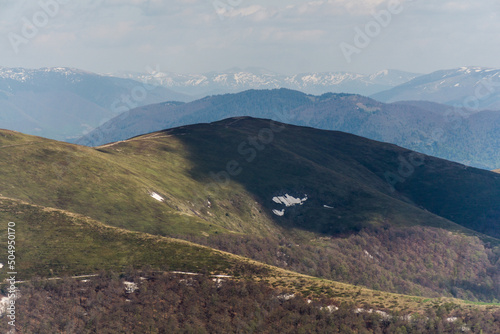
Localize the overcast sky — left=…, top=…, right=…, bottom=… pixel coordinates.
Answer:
left=1, top=0, right=499, bottom=75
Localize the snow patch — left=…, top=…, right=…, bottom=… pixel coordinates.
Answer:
left=150, top=192, right=164, bottom=202
left=0, top=291, right=20, bottom=316
left=212, top=278, right=225, bottom=287
left=277, top=293, right=295, bottom=301
left=355, top=308, right=391, bottom=320
left=272, top=194, right=308, bottom=207
left=124, top=281, right=139, bottom=293
left=0, top=296, right=10, bottom=316
left=321, top=305, right=339, bottom=313
left=364, top=250, right=374, bottom=259
left=272, top=209, right=285, bottom=216
left=171, top=271, right=200, bottom=276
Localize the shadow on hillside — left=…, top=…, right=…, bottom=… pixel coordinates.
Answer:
left=172, top=117, right=500, bottom=240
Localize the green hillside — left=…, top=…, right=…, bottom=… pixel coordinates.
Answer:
left=1, top=118, right=500, bottom=302
left=0, top=196, right=498, bottom=320
left=3, top=119, right=499, bottom=239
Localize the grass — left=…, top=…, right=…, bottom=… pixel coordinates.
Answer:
left=1, top=119, right=499, bottom=244
left=0, top=197, right=242, bottom=279
left=0, top=196, right=498, bottom=316
left=1, top=119, right=500, bottom=314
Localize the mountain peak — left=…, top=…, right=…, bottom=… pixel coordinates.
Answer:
left=372, top=66, right=500, bottom=110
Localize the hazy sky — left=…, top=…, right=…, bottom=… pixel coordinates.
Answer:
left=1, top=0, right=499, bottom=75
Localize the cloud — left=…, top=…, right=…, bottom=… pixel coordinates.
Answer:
left=0, top=0, right=499, bottom=75
left=260, top=27, right=327, bottom=43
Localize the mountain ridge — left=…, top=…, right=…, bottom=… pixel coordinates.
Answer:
left=112, top=67, right=421, bottom=97
left=77, top=88, right=500, bottom=170
left=372, top=66, right=500, bottom=111
left=0, top=66, right=192, bottom=142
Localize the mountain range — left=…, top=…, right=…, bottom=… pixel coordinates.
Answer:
left=3, top=65, right=500, bottom=149
left=0, top=67, right=191, bottom=142
left=372, top=66, right=500, bottom=111
left=76, top=88, right=500, bottom=170
left=115, top=66, right=500, bottom=112
left=114, top=67, right=421, bottom=97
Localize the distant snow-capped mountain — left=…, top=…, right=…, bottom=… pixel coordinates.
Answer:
left=372, top=66, right=500, bottom=111
left=112, top=68, right=421, bottom=97
left=0, top=66, right=90, bottom=82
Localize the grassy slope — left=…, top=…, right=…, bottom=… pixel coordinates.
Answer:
left=0, top=197, right=239, bottom=279
left=1, top=119, right=499, bottom=241
left=0, top=130, right=240, bottom=237
left=1, top=122, right=500, bottom=311
left=0, top=196, right=497, bottom=315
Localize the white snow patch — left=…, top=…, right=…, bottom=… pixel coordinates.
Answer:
left=364, top=250, right=374, bottom=259
left=150, top=192, right=164, bottom=202
left=0, top=263, right=3, bottom=269
left=446, top=317, right=458, bottom=322
left=277, top=293, right=295, bottom=301
left=272, top=209, right=285, bottom=216
left=0, top=296, right=10, bottom=316
left=355, top=308, right=391, bottom=319
left=374, top=310, right=391, bottom=319
left=171, top=271, right=200, bottom=276
left=0, top=291, right=20, bottom=316
left=124, top=281, right=139, bottom=293
left=212, top=278, right=225, bottom=287
left=272, top=194, right=308, bottom=207
left=321, top=305, right=339, bottom=313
